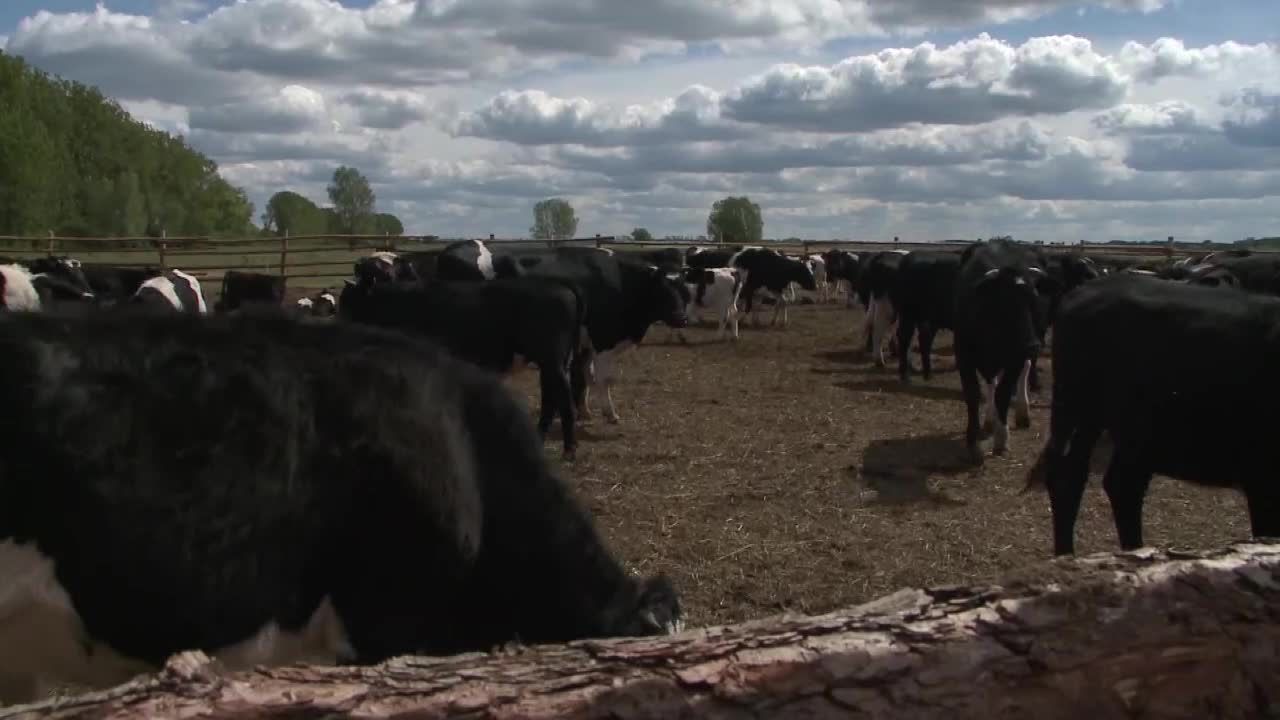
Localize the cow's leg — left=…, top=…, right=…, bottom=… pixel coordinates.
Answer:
left=991, top=365, right=1021, bottom=455
left=726, top=302, right=740, bottom=341
left=870, top=296, right=894, bottom=368
left=983, top=376, right=997, bottom=433
left=1047, top=425, right=1101, bottom=556
left=1102, top=450, right=1152, bottom=551
left=959, top=362, right=985, bottom=464
left=862, top=298, right=876, bottom=353
left=570, top=350, right=591, bottom=419
left=896, top=313, right=915, bottom=383
left=918, top=323, right=939, bottom=381
left=1245, top=483, right=1280, bottom=540
left=1014, top=357, right=1032, bottom=429
left=592, top=348, right=627, bottom=424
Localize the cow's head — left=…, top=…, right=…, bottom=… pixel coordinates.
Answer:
left=645, top=265, right=688, bottom=328
left=974, top=264, right=1046, bottom=357
left=25, top=256, right=94, bottom=300
left=1187, top=266, right=1239, bottom=290
left=787, top=256, right=818, bottom=291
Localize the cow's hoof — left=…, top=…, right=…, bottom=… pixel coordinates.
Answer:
left=1015, top=414, right=1031, bottom=430
left=605, top=414, right=621, bottom=425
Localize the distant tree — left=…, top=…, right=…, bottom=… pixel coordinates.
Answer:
left=327, top=166, right=376, bottom=234
left=374, top=213, right=404, bottom=236
left=262, top=191, right=327, bottom=236
left=630, top=227, right=653, bottom=243
left=531, top=198, right=579, bottom=241
left=706, top=196, right=762, bottom=244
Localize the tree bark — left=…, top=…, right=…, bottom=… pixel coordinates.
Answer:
left=5, top=541, right=1280, bottom=720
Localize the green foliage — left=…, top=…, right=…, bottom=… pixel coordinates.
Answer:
left=327, top=166, right=376, bottom=234
left=531, top=198, right=579, bottom=241
left=0, top=50, right=256, bottom=236
left=706, top=196, right=763, bottom=244
left=374, top=213, right=404, bottom=236
left=631, top=227, right=653, bottom=243
left=261, top=188, right=402, bottom=237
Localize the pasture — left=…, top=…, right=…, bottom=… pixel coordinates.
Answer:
left=505, top=297, right=1251, bottom=627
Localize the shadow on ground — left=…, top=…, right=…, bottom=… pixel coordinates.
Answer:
left=836, top=377, right=963, bottom=402
left=857, top=432, right=974, bottom=506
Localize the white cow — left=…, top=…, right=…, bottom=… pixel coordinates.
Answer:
left=805, top=254, right=829, bottom=302
left=666, top=268, right=744, bottom=342
left=0, top=264, right=42, bottom=311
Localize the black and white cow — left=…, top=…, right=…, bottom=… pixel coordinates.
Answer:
left=0, top=263, right=42, bottom=311
left=953, top=238, right=1049, bottom=464
left=296, top=288, right=339, bottom=317
left=214, top=270, right=286, bottom=314
left=1183, top=252, right=1280, bottom=297
left=731, top=248, right=817, bottom=327
left=1024, top=273, right=1280, bottom=556
left=672, top=267, right=743, bottom=342
left=353, top=251, right=422, bottom=286
left=639, top=247, right=684, bottom=274
left=435, top=240, right=526, bottom=282
left=339, top=275, right=588, bottom=459
left=0, top=256, right=97, bottom=308
left=890, top=251, right=962, bottom=383
left=0, top=309, right=682, bottom=705
left=684, top=246, right=745, bottom=272
left=132, top=268, right=209, bottom=313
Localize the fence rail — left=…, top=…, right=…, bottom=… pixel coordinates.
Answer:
left=0, top=233, right=1265, bottom=293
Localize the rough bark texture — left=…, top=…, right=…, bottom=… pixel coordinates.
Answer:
left=5, top=541, right=1280, bottom=720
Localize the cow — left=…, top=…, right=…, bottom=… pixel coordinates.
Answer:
left=890, top=251, right=962, bottom=383
left=425, top=244, right=688, bottom=423
left=81, top=264, right=163, bottom=305
left=338, top=275, right=588, bottom=460
left=803, top=254, right=830, bottom=302
left=296, top=289, right=339, bottom=317
left=1024, top=273, right=1280, bottom=556
left=822, top=249, right=862, bottom=308
left=639, top=247, right=684, bottom=274
left=0, top=264, right=41, bottom=311
left=859, top=250, right=910, bottom=365
left=1183, top=253, right=1280, bottom=297
left=1024, top=253, right=1103, bottom=393
left=731, top=248, right=816, bottom=327
left=685, top=246, right=746, bottom=272
left=0, top=309, right=682, bottom=705
left=214, top=270, right=286, bottom=314
left=132, top=269, right=209, bottom=313
left=671, top=267, right=743, bottom=342
left=953, top=238, right=1049, bottom=464
left=0, top=256, right=97, bottom=309
left=353, top=251, right=422, bottom=286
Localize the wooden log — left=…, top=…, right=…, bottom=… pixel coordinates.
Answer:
left=5, top=541, right=1280, bottom=720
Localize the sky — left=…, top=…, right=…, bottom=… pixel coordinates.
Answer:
left=2, top=0, right=1279, bottom=241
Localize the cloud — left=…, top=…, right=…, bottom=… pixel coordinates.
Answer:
left=452, top=85, right=743, bottom=146
left=1116, top=37, right=1279, bottom=83
left=189, top=84, right=331, bottom=134
left=338, top=89, right=431, bottom=130
left=864, top=0, right=1167, bottom=30
left=1222, top=88, right=1280, bottom=148
left=1091, top=101, right=1213, bottom=135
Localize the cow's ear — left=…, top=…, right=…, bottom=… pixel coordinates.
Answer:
left=977, top=267, right=1001, bottom=285
left=343, top=278, right=356, bottom=288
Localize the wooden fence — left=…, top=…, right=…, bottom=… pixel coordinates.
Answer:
left=0, top=232, right=1249, bottom=297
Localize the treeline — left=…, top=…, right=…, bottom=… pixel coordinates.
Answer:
left=0, top=51, right=256, bottom=237
left=260, top=167, right=403, bottom=238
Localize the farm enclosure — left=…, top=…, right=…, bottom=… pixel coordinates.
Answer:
left=506, top=298, right=1253, bottom=628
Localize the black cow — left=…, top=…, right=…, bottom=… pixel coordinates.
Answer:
left=858, top=250, right=910, bottom=364
left=215, top=270, right=286, bottom=313
left=1024, top=274, right=1280, bottom=555
left=822, top=249, right=862, bottom=308
left=684, top=246, right=745, bottom=271
left=730, top=248, right=817, bottom=327
left=0, top=309, right=682, bottom=705
left=954, top=238, right=1049, bottom=464
left=1184, top=253, right=1280, bottom=296
left=339, top=275, right=587, bottom=459
left=890, top=251, right=962, bottom=383
left=132, top=268, right=209, bottom=313
left=353, top=251, right=423, bottom=286
left=428, top=244, right=688, bottom=423
left=638, top=247, right=684, bottom=273
left=1025, top=253, right=1103, bottom=393
left=81, top=264, right=163, bottom=305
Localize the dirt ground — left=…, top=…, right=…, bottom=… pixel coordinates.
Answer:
left=505, top=296, right=1252, bottom=630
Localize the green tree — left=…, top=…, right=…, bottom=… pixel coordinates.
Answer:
left=631, top=227, right=653, bottom=243
left=263, top=191, right=328, bottom=236
left=327, top=166, right=376, bottom=234
left=374, top=213, right=404, bottom=236
left=706, top=196, right=763, bottom=244
left=531, top=198, right=579, bottom=242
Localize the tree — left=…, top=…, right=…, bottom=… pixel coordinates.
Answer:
left=631, top=227, right=653, bottom=243
left=531, top=198, right=578, bottom=242
left=327, top=166, right=376, bottom=234
left=706, top=196, right=762, bottom=244
left=262, top=191, right=327, bottom=237
left=374, top=213, right=404, bottom=236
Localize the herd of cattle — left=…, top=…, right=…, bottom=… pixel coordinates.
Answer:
left=0, top=238, right=1278, bottom=704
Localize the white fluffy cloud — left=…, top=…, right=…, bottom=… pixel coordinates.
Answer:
left=5, top=0, right=1279, bottom=241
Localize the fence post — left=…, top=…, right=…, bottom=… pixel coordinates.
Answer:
left=1166, top=235, right=1174, bottom=258
left=46, top=230, right=55, bottom=257
left=280, top=230, right=289, bottom=278
left=158, top=230, right=168, bottom=270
